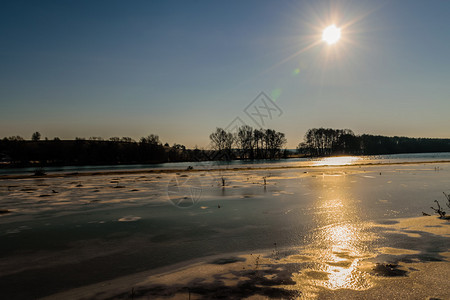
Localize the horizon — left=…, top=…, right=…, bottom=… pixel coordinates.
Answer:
left=1, top=1, right=450, bottom=148
left=2, top=128, right=450, bottom=148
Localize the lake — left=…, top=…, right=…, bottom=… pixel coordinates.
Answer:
left=1, top=152, right=450, bottom=176
left=0, top=155, right=449, bottom=299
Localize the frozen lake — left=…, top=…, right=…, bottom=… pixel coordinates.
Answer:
left=0, top=159, right=449, bottom=299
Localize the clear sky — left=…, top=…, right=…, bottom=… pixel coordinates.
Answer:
left=1, top=0, right=449, bottom=148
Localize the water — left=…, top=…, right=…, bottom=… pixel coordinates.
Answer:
left=1, top=152, right=450, bottom=175
left=0, top=160, right=449, bottom=299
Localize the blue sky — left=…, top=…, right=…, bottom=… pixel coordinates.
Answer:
left=1, top=0, right=449, bottom=148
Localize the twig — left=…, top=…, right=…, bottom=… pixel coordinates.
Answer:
left=444, top=192, right=450, bottom=208
left=431, top=200, right=446, bottom=218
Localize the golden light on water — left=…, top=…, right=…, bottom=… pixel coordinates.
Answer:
left=322, top=25, right=341, bottom=44
left=318, top=222, right=372, bottom=290
left=313, top=156, right=360, bottom=166
left=290, top=173, right=375, bottom=295
left=312, top=196, right=372, bottom=290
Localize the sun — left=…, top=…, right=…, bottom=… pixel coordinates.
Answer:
left=322, top=25, right=341, bottom=45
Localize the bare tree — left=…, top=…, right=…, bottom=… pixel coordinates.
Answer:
left=265, top=129, right=287, bottom=159
left=236, top=125, right=254, bottom=159
left=209, top=128, right=234, bottom=159
left=7, top=136, right=24, bottom=141
left=299, top=128, right=357, bottom=156
left=140, top=134, right=160, bottom=145
left=31, top=132, right=41, bottom=141
left=253, top=129, right=265, bottom=158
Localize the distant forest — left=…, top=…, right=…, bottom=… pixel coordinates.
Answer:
left=1, top=127, right=450, bottom=168
left=297, top=128, right=450, bottom=156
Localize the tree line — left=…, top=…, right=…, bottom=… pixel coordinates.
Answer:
left=209, top=126, right=287, bottom=160
left=0, top=133, right=201, bottom=167
left=297, top=128, right=450, bottom=156
left=1, top=128, right=450, bottom=168
left=0, top=126, right=287, bottom=167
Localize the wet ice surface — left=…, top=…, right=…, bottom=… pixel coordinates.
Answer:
left=0, top=163, right=449, bottom=299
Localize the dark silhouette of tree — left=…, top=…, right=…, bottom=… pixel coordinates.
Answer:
left=253, top=129, right=265, bottom=159
left=298, top=128, right=450, bottom=156
left=234, top=126, right=286, bottom=159
left=209, top=128, right=234, bottom=159
left=5, top=136, right=24, bottom=141
left=139, top=134, right=165, bottom=163
left=299, top=128, right=357, bottom=156
left=236, top=125, right=254, bottom=159
left=120, top=137, right=135, bottom=143
left=1, top=128, right=449, bottom=169
left=31, top=132, right=41, bottom=141
left=264, top=129, right=287, bottom=159
left=140, top=134, right=160, bottom=145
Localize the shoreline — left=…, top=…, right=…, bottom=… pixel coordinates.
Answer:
left=1, top=159, right=450, bottom=180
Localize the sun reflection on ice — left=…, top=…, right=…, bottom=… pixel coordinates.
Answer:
left=290, top=172, right=376, bottom=296
left=313, top=156, right=360, bottom=166
left=319, top=223, right=372, bottom=290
